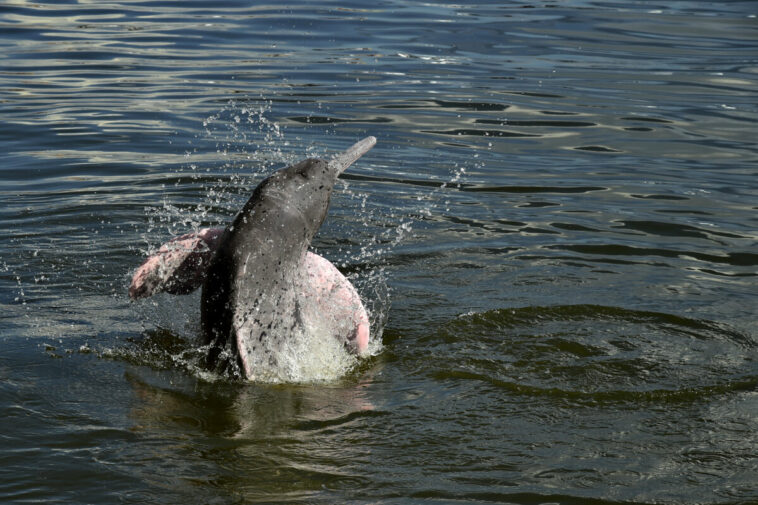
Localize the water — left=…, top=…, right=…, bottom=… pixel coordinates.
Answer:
left=2, top=1, right=757, bottom=503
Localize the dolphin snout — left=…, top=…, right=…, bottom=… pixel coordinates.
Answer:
left=330, top=136, right=376, bottom=176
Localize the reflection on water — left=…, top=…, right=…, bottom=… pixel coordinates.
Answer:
left=1, top=0, right=757, bottom=504
left=124, top=365, right=378, bottom=503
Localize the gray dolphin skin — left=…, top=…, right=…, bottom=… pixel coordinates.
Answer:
left=200, top=137, right=376, bottom=378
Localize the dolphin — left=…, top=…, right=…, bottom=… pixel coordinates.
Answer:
left=129, top=229, right=370, bottom=357
left=130, top=137, right=375, bottom=380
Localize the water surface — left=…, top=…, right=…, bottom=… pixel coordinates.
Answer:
left=1, top=1, right=757, bottom=504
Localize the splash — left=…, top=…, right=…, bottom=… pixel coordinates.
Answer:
left=142, top=100, right=290, bottom=244
left=235, top=308, right=361, bottom=384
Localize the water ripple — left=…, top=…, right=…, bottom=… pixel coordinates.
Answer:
left=2, top=1, right=757, bottom=503
left=411, top=305, right=758, bottom=406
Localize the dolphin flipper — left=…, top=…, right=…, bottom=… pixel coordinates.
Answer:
left=129, top=228, right=224, bottom=299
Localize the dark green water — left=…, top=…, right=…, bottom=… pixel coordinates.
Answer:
left=1, top=1, right=757, bottom=504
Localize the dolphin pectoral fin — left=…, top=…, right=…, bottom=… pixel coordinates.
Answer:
left=129, top=227, right=224, bottom=299
left=301, top=252, right=370, bottom=354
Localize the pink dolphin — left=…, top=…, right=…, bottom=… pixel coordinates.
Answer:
left=129, top=228, right=369, bottom=354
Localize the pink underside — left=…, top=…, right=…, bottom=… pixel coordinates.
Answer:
left=128, top=228, right=223, bottom=299
left=301, top=252, right=370, bottom=353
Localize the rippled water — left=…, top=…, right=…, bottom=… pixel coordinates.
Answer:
left=2, top=1, right=757, bottom=504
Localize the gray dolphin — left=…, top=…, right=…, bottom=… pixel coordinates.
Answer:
left=200, top=137, right=376, bottom=379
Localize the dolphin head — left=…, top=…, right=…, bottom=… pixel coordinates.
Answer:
left=251, top=136, right=377, bottom=244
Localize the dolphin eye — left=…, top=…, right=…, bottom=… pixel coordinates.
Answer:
left=299, top=170, right=308, bottom=179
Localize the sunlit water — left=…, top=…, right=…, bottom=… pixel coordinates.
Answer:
left=1, top=1, right=757, bottom=504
